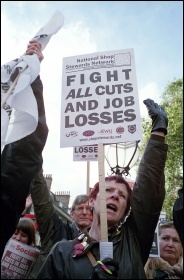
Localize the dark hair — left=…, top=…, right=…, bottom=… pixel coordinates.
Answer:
left=71, top=194, right=89, bottom=211
left=89, top=175, right=132, bottom=217
left=16, top=217, right=36, bottom=246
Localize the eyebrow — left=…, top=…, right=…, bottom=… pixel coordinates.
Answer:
left=161, top=234, right=180, bottom=240
left=76, top=206, right=90, bottom=209
left=107, top=186, right=128, bottom=197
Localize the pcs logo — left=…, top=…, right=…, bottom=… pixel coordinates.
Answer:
left=83, top=130, right=94, bottom=137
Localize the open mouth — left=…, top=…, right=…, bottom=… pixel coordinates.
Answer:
left=107, top=204, right=117, bottom=212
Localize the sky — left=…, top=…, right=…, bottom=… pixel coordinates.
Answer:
left=1, top=1, right=183, bottom=207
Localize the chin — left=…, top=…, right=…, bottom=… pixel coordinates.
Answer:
left=80, top=222, right=90, bottom=226
left=107, top=213, right=118, bottom=222
left=107, top=219, right=118, bottom=228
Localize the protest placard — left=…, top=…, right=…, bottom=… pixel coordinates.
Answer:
left=1, top=239, right=39, bottom=279
left=73, top=145, right=98, bottom=161
left=60, top=48, right=142, bottom=148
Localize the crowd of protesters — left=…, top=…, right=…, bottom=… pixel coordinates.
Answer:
left=1, top=41, right=183, bottom=279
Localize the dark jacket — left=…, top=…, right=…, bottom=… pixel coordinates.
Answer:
left=1, top=76, right=48, bottom=259
left=36, top=134, right=168, bottom=279
left=173, top=187, right=183, bottom=247
left=26, top=170, right=80, bottom=279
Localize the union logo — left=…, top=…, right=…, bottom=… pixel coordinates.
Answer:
left=128, top=125, right=136, bottom=134
left=116, top=126, right=125, bottom=134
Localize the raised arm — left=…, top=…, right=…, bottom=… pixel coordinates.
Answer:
left=1, top=42, right=48, bottom=259
left=130, top=99, right=168, bottom=264
left=30, top=169, right=55, bottom=247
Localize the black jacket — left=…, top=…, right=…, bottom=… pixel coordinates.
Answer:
left=26, top=169, right=80, bottom=279
left=1, top=76, right=48, bottom=259
left=173, top=187, right=183, bottom=247
left=36, top=134, right=168, bottom=279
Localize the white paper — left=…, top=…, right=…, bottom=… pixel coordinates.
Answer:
left=1, top=11, right=64, bottom=151
left=100, top=242, right=113, bottom=260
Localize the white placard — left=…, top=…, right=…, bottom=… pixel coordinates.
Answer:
left=60, top=49, right=142, bottom=148
left=73, top=145, right=98, bottom=161
left=100, top=242, right=113, bottom=260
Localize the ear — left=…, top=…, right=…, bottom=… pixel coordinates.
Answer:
left=70, top=211, right=75, bottom=220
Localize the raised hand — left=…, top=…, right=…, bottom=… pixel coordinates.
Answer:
left=25, top=40, right=44, bottom=62
left=143, top=98, right=168, bottom=135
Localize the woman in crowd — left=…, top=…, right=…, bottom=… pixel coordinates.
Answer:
left=11, top=217, right=36, bottom=247
left=36, top=98, right=169, bottom=279
left=1, top=217, right=37, bottom=279
left=145, top=221, right=183, bottom=279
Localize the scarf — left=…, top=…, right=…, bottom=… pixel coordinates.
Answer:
left=145, top=256, right=183, bottom=279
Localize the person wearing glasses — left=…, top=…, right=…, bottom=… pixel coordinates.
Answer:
left=26, top=169, right=92, bottom=279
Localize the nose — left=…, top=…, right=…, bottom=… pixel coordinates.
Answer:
left=14, top=234, right=21, bottom=241
left=110, top=191, right=119, bottom=200
left=82, top=208, right=88, bottom=214
left=167, top=239, right=174, bottom=247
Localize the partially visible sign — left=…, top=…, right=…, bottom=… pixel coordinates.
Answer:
left=149, top=225, right=160, bottom=258
left=149, top=212, right=167, bottom=258
left=73, top=145, right=98, bottom=161
left=159, top=211, right=166, bottom=224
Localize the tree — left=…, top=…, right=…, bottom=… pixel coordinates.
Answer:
left=136, top=78, right=183, bottom=220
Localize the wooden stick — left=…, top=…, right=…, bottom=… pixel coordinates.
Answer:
left=98, top=143, right=108, bottom=242
left=1, top=73, right=20, bottom=108
left=86, top=161, right=90, bottom=195
left=98, top=143, right=113, bottom=259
